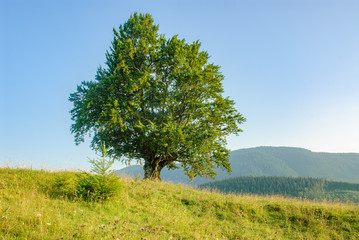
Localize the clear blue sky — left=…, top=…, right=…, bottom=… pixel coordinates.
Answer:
left=1, top=0, right=358, bottom=170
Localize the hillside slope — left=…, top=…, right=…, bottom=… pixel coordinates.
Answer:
left=1, top=168, right=359, bottom=239
left=116, top=147, right=359, bottom=185
left=199, top=176, right=359, bottom=203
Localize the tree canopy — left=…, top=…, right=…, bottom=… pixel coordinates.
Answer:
left=69, top=13, right=245, bottom=181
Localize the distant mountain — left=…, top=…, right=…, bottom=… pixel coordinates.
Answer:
left=115, top=146, right=359, bottom=185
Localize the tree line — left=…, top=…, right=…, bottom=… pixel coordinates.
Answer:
left=199, top=176, right=359, bottom=203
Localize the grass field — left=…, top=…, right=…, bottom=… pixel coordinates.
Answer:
left=1, top=168, right=359, bottom=239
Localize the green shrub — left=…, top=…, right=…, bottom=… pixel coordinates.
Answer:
left=75, top=143, right=121, bottom=201
left=75, top=172, right=121, bottom=201
left=49, top=174, right=77, bottom=199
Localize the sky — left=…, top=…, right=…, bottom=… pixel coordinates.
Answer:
left=1, top=0, right=358, bottom=171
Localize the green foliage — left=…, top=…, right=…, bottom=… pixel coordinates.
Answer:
left=69, top=12, right=245, bottom=181
left=88, top=142, right=116, bottom=177
left=48, top=174, right=77, bottom=199
left=75, top=143, right=121, bottom=201
left=75, top=173, right=118, bottom=201
left=199, top=176, right=359, bottom=203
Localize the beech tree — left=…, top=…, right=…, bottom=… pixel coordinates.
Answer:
left=69, top=13, right=245, bottom=181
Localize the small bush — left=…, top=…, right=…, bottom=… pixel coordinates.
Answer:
left=49, top=174, right=77, bottom=199
left=75, top=143, right=121, bottom=201
left=76, top=172, right=121, bottom=201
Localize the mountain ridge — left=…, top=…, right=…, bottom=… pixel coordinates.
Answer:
left=115, top=146, right=359, bottom=185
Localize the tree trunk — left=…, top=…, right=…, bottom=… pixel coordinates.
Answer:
left=143, top=161, right=163, bottom=181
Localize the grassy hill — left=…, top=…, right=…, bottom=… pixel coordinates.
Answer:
left=199, top=176, right=359, bottom=204
left=116, top=147, right=359, bottom=185
left=1, top=168, right=359, bottom=239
